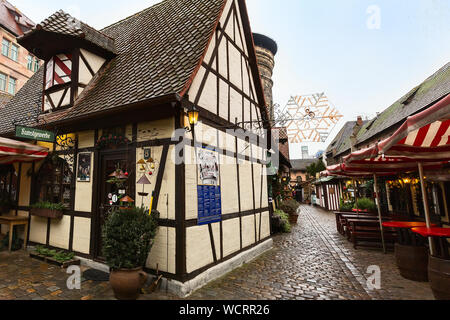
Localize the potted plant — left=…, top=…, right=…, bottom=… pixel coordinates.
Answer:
left=102, top=206, right=159, bottom=300
left=339, top=198, right=354, bottom=212
left=353, top=198, right=377, bottom=213
left=30, top=201, right=65, bottom=219
left=271, top=209, right=292, bottom=234
left=279, top=199, right=300, bottom=225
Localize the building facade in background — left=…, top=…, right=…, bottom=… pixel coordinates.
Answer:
left=0, top=0, right=39, bottom=104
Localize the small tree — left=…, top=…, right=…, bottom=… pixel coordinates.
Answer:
left=306, top=160, right=326, bottom=178
left=102, top=207, right=159, bottom=270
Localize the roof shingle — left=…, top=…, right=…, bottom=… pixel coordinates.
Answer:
left=1, top=0, right=225, bottom=135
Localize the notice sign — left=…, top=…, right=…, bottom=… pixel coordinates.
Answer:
left=197, top=185, right=222, bottom=225
left=197, top=147, right=222, bottom=225
left=15, top=126, right=55, bottom=143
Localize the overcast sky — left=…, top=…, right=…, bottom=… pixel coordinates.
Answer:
left=13, top=0, right=450, bottom=158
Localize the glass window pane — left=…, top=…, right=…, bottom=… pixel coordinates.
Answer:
left=2, top=39, right=9, bottom=56
left=34, top=58, right=40, bottom=71
left=0, top=73, right=6, bottom=91
left=27, top=55, right=33, bottom=70
left=8, top=77, right=16, bottom=95
left=11, top=44, right=18, bottom=61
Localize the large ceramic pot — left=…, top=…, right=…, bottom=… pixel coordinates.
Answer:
left=428, top=256, right=450, bottom=300
left=109, top=267, right=148, bottom=300
left=395, top=243, right=429, bottom=282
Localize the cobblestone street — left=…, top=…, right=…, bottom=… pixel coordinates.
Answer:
left=0, top=205, right=434, bottom=300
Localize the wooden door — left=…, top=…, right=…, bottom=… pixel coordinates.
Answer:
left=94, top=150, right=134, bottom=260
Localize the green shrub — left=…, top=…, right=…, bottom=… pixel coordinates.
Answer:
left=35, top=245, right=75, bottom=262
left=339, top=198, right=354, bottom=212
left=274, top=209, right=291, bottom=233
left=355, top=198, right=377, bottom=212
left=31, top=201, right=66, bottom=211
left=102, top=207, right=159, bottom=270
left=279, top=200, right=300, bottom=216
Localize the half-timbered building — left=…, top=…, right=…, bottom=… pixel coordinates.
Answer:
left=0, top=0, right=273, bottom=296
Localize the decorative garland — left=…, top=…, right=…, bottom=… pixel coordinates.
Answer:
left=95, top=134, right=130, bottom=149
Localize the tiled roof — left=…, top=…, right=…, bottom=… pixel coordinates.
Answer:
left=356, top=62, right=450, bottom=145
left=0, top=0, right=226, bottom=135
left=291, top=159, right=316, bottom=171
left=326, top=120, right=368, bottom=157
left=0, top=0, right=35, bottom=36
left=32, top=10, right=116, bottom=54
left=0, top=92, right=12, bottom=109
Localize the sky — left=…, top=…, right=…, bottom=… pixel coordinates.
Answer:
left=13, top=0, right=450, bottom=158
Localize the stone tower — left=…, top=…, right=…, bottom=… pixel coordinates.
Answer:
left=253, top=33, right=278, bottom=121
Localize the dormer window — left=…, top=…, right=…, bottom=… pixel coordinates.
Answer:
left=17, top=10, right=117, bottom=113
left=45, top=54, right=72, bottom=89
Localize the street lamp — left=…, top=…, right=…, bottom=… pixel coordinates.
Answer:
left=185, top=106, right=199, bottom=132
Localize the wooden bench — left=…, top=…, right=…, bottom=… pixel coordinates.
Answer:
left=346, top=219, right=397, bottom=249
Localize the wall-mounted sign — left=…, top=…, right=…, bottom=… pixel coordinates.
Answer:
left=15, top=125, right=55, bottom=143
left=77, top=153, right=91, bottom=182
left=197, top=147, right=221, bottom=225
left=144, top=148, right=151, bottom=160
left=197, top=148, right=219, bottom=186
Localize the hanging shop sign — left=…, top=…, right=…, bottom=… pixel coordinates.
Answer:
left=15, top=125, right=55, bottom=143
left=197, top=147, right=222, bottom=226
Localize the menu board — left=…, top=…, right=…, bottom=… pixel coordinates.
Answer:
left=197, top=185, right=222, bottom=225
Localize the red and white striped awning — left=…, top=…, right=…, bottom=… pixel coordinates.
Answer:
left=0, top=137, right=49, bottom=165
left=327, top=93, right=450, bottom=177
left=378, top=93, right=450, bottom=160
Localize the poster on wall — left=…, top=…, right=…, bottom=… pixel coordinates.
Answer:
left=197, top=148, right=222, bottom=225
left=77, top=153, right=91, bottom=182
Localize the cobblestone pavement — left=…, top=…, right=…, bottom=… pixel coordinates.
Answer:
left=0, top=205, right=434, bottom=300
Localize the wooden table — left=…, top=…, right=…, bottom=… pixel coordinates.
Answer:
left=0, top=215, right=29, bottom=253
left=411, top=227, right=450, bottom=260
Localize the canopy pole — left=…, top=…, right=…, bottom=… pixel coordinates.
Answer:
left=353, top=179, right=358, bottom=211
left=374, top=174, right=387, bottom=254
left=418, top=162, right=435, bottom=256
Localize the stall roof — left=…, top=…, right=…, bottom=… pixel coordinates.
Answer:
left=0, top=137, right=48, bottom=164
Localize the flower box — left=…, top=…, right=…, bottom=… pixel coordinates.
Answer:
left=30, top=208, right=64, bottom=219
left=29, top=252, right=80, bottom=269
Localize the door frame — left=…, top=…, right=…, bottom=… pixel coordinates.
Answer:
left=91, top=147, right=136, bottom=260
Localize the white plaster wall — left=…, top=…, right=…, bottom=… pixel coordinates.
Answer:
left=137, top=118, right=175, bottom=142
left=242, top=215, right=256, bottom=248
left=261, top=211, right=270, bottom=239
left=219, top=154, right=239, bottom=215
left=49, top=216, right=71, bottom=250
left=198, top=73, right=218, bottom=115
left=146, top=227, right=176, bottom=274
left=239, top=161, right=253, bottom=212
left=136, top=146, right=175, bottom=220
left=29, top=216, right=47, bottom=244
left=72, top=217, right=91, bottom=254
left=186, top=225, right=215, bottom=273
left=222, top=217, right=240, bottom=257
left=218, top=79, right=229, bottom=120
